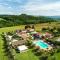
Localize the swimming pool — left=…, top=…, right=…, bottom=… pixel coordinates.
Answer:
left=33, top=40, right=48, bottom=49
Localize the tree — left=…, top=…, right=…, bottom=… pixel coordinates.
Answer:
left=25, top=40, right=33, bottom=48
left=56, top=48, right=60, bottom=53
left=32, top=25, right=35, bottom=29
left=48, top=49, right=55, bottom=56
left=32, top=46, right=40, bottom=52
left=34, top=50, right=43, bottom=56
left=39, top=54, right=48, bottom=60
left=0, top=14, right=56, bottom=28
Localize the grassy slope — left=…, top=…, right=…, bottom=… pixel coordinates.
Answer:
left=0, top=22, right=60, bottom=60
left=15, top=49, right=39, bottom=60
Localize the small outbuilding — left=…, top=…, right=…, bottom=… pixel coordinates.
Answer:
left=17, top=45, right=28, bottom=52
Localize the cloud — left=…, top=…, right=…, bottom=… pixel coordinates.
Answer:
left=22, top=1, right=60, bottom=16
left=0, top=0, right=60, bottom=15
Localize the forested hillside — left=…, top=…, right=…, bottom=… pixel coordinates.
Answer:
left=0, top=14, right=56, bottom=28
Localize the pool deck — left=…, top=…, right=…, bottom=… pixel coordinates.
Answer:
left=33, top=40, right=52, bottom=51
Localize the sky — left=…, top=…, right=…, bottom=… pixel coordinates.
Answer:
left=0, top=0, right=60, bottom=16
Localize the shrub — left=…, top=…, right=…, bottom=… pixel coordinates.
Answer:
left=56, top=48, right=60, bottom=53
left=34, top=50, right=42, bottom=56
left=39, top=54, right=48, bottom=60
left=42, top=28, right=47, bottom=31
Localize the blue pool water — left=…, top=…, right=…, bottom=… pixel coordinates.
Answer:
left=34, top=40, right=48, bottom=49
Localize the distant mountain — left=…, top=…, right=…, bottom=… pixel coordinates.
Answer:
left=47, top=16, right=60, bottom=19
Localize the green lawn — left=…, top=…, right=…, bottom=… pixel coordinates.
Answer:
left=15, top=49, right=39, bottom=60
left=0, top=25, right=24, bottom=33
left=54, top=53, right=60, bottom=60
left=0, top=23, right=60, bottom=60
left=48, top=52, right=60, bottom=60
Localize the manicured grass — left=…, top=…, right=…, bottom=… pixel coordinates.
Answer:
left=15, top=49, right=39, bottom=60
left=54, top=52, right=60, bottom=60
left=55, top=53, right=60, bottom=60
left=48, top=52, right=60, bottom=60
left=0, top=22, right=60, bottom=60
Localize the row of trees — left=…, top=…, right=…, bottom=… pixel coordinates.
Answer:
left=1, top=33, right=15, bottom=60
left=0, top=14, right=56, bottom=28
left=42, top=27, right=60, bottom=37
